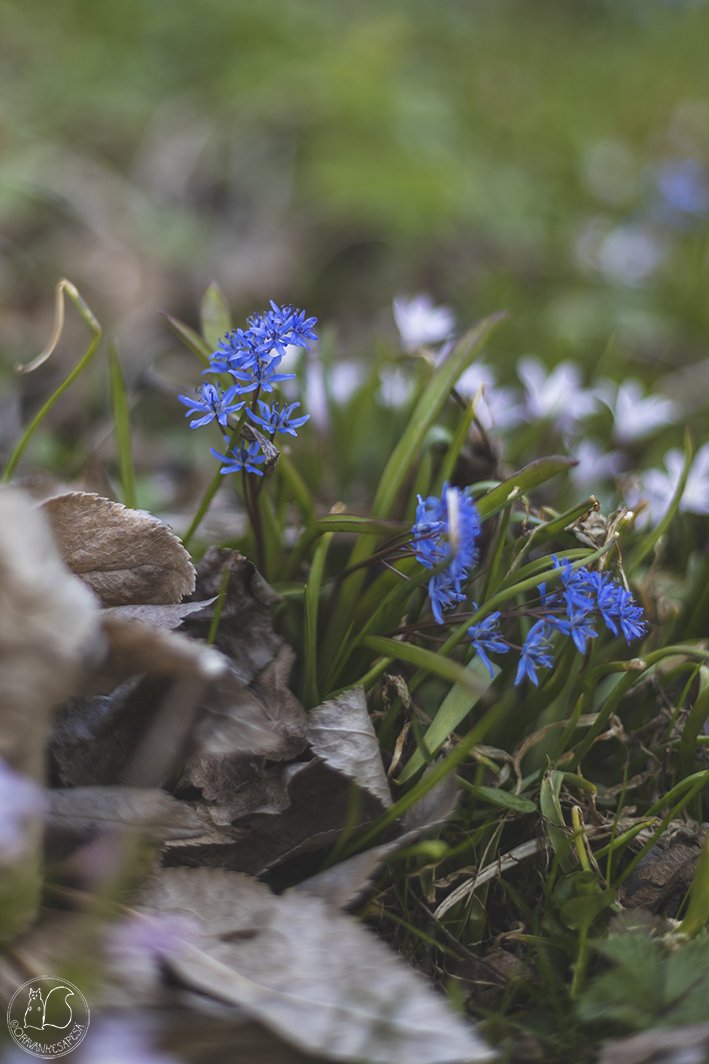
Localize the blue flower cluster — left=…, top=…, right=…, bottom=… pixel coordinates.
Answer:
left=179, top=301, right=317, bottom=475
left=468, top=555, right=647, bottom=686
left=411, top=484, right=482, bottom=624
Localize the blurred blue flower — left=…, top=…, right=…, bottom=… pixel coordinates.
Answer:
left=178, top=382, right=245, bottom=428
left=210, top=440, right=266, bottom=476
left=515, top=620, right=555, bottom=686
left=649, top=157, right=709, bottom=230
left=247, top=399, right=310, bottom=437
left=412, top=484, right=481, bottom=624
left=0, top=756, right=47, bottom=855
left=468, top=611, right=509, bottom=677
left=547, top=609, right=598, bottom=654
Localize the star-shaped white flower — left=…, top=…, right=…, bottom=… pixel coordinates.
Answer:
left=598, top=378, right=677, bottom=444
left=393, top=293, right=455, bottom=351
left=569, top=438, right=625, bottom=490
left=517, top=357, right=597, bottom=431
left=627, top=443, right=709, bottom=526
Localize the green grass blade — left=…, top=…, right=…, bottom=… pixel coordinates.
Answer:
left=475, top=455, right=578, bottom=520
left=432, top=391, right=480, bottom=496
left=159, top=309, right=212, bottom=368
left=279, top=450, right=316, bottom=528
left=303, top=532, right=332, bottom=708
left=200, top=281, right=233, bottom=350
left=398, top=655, right=497, bottom=782
left=361, top=635, right=489, bottom=697
left=108, top=341, right=137, bottom=510
left=625, top=427, right=692, bottom=576
left=3, top=280, right=102, bottom=483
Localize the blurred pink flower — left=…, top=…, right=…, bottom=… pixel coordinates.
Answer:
left=517, top=357, right=597, bottom=431
left=627, top=443, right=709, bottom=526
left=0, top=755, right=46, bottom=855
left=598, top=378, right=677, bottom=444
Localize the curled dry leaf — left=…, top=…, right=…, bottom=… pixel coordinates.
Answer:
left=41, top=492, right=196, bottom=607
left=183, top=547, right=282, bottom=683
left=307, top=686, right=392, bottom=809
left=0, top=489, right=101, bottom=937
left=136, top=867, right=496, bottom=1064
left=47, top=786, right=205, bottom=841
left=103, top=598, right=217, bottom=630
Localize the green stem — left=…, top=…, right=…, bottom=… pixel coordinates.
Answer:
left=3, top=280, right=102, bottom=482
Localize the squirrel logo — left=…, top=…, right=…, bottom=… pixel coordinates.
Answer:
left=22, top=985, right=73, bottom=1031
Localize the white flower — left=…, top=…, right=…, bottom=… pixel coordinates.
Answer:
left=377, top=365, right=415, bottom=409
left=456, top=363, right=526, bottom=431
left=393, top=293, right=455, bottom=351
left=569, top=438, right=625, bottom=490
left=75, top=1015, right=180, bottom=1064
left=517, top=357, right=597, bottom=431
left=597, top=223, right=666, bottom=288
left=329, top=360, right=365, bottom=405
left=598, top=378, right=677, bottom=444
left=0, top=756, right=46, bottom=855
left=627, top=443, right=709, bottom=526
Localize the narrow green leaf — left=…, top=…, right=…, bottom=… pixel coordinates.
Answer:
left=4, top=280, right=102, bottom=483
left=200, top=281, right=233, bottom=350
left=677, top=832, right=709, bottom=938
left=399, top=656, right=497, bottom=782
left=303, top=532, right=332, bottom=708
left=279, top=450, right=316, bottom=528
left=678, top=666, right=709, bottom=785
left=159, top=310, right=212, bottom=368
left=361, top=635, right=488, bottom=697
left=467, top=785, right=537, bottom=814
left=476, top=456, right=578, bottom=521
left=432, top=392, right=479, bottom=497
left=108, top=342, right=137, bottom=510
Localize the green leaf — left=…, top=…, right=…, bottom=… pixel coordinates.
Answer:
left=303, top=532, right=332, bottom=709
left=108, top=341, right=137, bottom=510
left=476, top=456, right=578, bottom=521
left=468, top=786, right=537, bottom=814
left=159, top=309, right=212, bottom=368
left=399, top=655, right=497, bottom=782
left=200, top=281, right=233, bottom=350
left=361, top=635, right=489, bottom=697
left=678, top=832, right=709, bottom=939
left=626, top=427, right=693, bottom=576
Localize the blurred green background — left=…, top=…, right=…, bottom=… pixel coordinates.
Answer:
left=1, top=0, right=709, bottom=509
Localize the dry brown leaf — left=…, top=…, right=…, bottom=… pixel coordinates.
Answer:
left=47, top=786, right=205, bottom=841
left=136, top=867, right=496, bottom=1064
left=103, top=599, right=216, bottom=629
left=598, top=1025, right=709, bottom=1064
left=0, top=489, right=101, bottom=936
left=307, top=686, right=392, bottom=809
left=41, top=492, right=196, bottom=607
left=183, top=547, right=282, bottom=683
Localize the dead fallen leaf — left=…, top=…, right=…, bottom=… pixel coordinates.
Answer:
left=103, top=599, right=216, bottom=630
left=182, top=547, right=282, bottom=683
left=47, top=786, right=205, bottom=841
left=0, top=489, right=101, bottom=936
left=41, top=492, right=196, bottom=607
left=307, top=687, right=392, bottom=809
left=618, top=827, right=708, bottom=917
left=598, top=1024, right=709, bottom=1064
left=136, top=867, right=496, bottom=1064
left=164, top=760, right=385, bottom=876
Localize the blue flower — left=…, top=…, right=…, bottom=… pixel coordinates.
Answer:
left=230, top=356, right=296, bottom=394
left=412, top=484, right=481, bottom=624
left=247, top=400, right=310, bottom=437
left=617, top=591, right=647, bottom=643
left=515, top=620, right=555, bottom=686
left=247, top=301, right=318, bottom=358
left=210, top=441, right=266, bottom=476
left=468, top=611, right=510, bottom=678
left=548, top=554, right=596, bottom=616
left=178, top=383, right=245, bottom=428
left=547, top=609, right=598, bottom=655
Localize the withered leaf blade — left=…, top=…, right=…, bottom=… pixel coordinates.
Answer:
left=47, top=786, right=204, bottom=840
left=103, top=598, right=217, bottom=630
left=307, top=687, right=392, bottom=808
left=138, top=867, right=497, bottom=1064
left=183, top=547, right=282, bottom=684
left=295, top=770, right=460, bottom=912
left=41, top=492, right=196, bottom=607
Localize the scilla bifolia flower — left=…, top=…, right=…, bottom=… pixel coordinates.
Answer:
left=179, top=302, right=316, bottom=474
left=411, top=484, right=481, bottom=625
